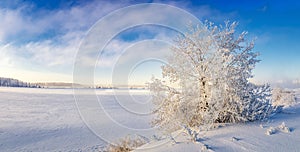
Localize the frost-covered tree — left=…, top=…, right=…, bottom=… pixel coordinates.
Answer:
left=149, top=21, right=277, bottom=138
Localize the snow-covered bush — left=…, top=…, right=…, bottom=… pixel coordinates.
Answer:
left=265, top=122, right=291, bottom=136
left=149, top=21, right=277, bottom=136
left=272, top=87, right=296, bottom=108
left=103, top=135, right=148, bottom=152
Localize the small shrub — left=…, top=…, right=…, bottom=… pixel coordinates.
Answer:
left=103, top=135, right=148, bottom=152
left=265, top=122, right=291, bottom=136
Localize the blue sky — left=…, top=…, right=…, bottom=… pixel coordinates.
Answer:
left=0, top=0, right=299, bottom=87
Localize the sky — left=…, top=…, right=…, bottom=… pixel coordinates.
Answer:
left=0, top=0, right=299, bottom=87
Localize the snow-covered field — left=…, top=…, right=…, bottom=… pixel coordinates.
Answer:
left=0, top=87, right=153, bottom=151
left=1, top=87, right=300, bottom=151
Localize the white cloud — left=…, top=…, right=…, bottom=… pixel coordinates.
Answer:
left=0, top=66, right=72, bottom=83
left=0, top=36, right=79, bottom=67
left=0, top=43, right=14, bottom=67
left=0, top=1, right=131, bottom=68
left=0, top=7, right=28, bottom=42
left=25, top=40, right=76, bottom=66
left=0, top=1, right=232, bottom=83
left=0, top=1, right=129, bottom=42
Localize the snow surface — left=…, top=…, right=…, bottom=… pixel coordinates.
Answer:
left=1, top=87, right=300, bottom=151
left=0, top=87, right=153, bottom=151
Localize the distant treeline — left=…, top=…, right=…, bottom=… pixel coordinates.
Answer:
left=0, top=77, right=147, bottom=89
left=0, top=77, right=41, bottom=88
